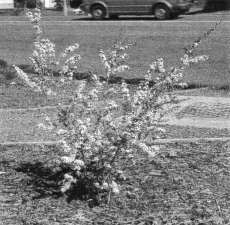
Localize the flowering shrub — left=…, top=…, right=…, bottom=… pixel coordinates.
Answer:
left=14, top=9, right=81, bottom=95
left=15, top=8, right=219, bottom=206
left=39, top=42, right=210, bottom=205
left=99, top=41, right=133, bottom=81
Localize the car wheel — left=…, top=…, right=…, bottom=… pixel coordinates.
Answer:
left=154, top=4, right=171, bottom=20
left=91, top=5, right=106, bottom=20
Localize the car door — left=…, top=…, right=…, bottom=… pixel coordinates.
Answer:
left=133, top=0, right=155, bottom=14
left=106, top=0, right=141, bottom=14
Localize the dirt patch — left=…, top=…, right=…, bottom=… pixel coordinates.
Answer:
left=0, top=142, right=230, bottom=224
left=177, top=102, right=230, bottom=119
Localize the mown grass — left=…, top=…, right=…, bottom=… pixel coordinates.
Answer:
left=0, top=141, right=230, bottom=224
left=0, top=19, right=229, bottom=88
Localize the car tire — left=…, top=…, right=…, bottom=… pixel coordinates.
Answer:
left=90, top=4, right=106, bottom=20
left=154, top=4, right=171, bottom=20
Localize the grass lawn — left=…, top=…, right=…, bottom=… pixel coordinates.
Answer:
left=1, top=141, right=230, bottom=224
left=0, top=19, right=229, bottom=88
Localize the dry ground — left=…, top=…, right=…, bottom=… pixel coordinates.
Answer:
left=0, top=141, right=230, bottom=224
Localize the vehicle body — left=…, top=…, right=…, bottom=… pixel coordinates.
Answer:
left=79, top=0, right=193, bottom=20
left=203, top=0, right=229, bottom=11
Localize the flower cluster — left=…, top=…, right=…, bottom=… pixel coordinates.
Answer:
left=181, top=54, right=209, bottom=66
left=38, top=48, right=185, bottom=204
left=60, top=43, right=81, bottom=80
left=13, top=65, right=41, bottom=91
left=180, top=20, right=220, bottom=68
left=22, top=9, right=220, bottom=205
left=26, top=8, right=42, bottom=40
left=14, top=8, right=81, bottom=95
left=99, top=41, right=133, bottom=80
left=37, top=33, right=213, bottom=204
left=61, top=43, right=80, bottom=58
left=30, top=38, right=56, bottom=76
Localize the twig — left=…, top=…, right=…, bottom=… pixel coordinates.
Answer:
left=215, top=198, right=223, bottom=218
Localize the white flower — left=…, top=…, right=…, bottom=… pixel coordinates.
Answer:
left=151, top=145, right=160, bottom=152
left=138, top=142, right=149, bottom=152
left=102, top=182, right=109, bottom=189
left=61, top=156, right=74, bottom=164
left=193, top=42, right=199, bottom=48
left=110, top=181, right=119, bottom=194
left=104, top=163, right=111, bottom=169
left=60, top=78, right=65, bottom=83
left=74, top=165, right=81, bottom=171
left=94, top=182, right=100, bottom=188
left=64, top=173, right=75, bottom=181
left=61, top=173, right=77, bottom=193
left=37, top=123, right=46, bottom=130
left=89, top=88, right=99, bottom=99
left=37, top=122, right=53, bottom=131
left=73, top=159, right=85, bottom=167
left=107, top=100, right=118, bottom=109
left=60, top=140, right=72, bottom=152
left=79, top=124, right=87, bottom=134
left=156, top=127, right=166, bottom=134
left=61, top=183, right=71, bottom=193
left=150, top=62, right=157, bottom=71
left=57, top=129, right=67, bottom=135
left=92, top=157, right=99, bottom=162
left=181, top=54, right=190, bottom=66
left=46, top=88, right=56, bottom=96
left=13, top=65, right=41, bottom=91
left=137, top=142, right=159, bottom=158
left=116, top=65, right=129, bottom=73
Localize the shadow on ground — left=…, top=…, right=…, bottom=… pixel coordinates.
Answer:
left=15, top=161, right=66, bottom=199
left=15, top=161, right=102, bottom=206
left=72, top=15, right=186, bottom=21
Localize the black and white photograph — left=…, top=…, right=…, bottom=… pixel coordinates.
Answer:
left=0, top=0, right=229, bottom=224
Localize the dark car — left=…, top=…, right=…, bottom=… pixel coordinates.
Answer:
left=79, top=0, right=193, bottom=20
left=203, top=0, right=229, bottom=11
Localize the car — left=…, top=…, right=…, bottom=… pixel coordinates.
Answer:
left=203, top=0, right=229, bottom=11
left=70, top=0, right=83, bottom=8
left=79, top=0, right=193, bottom=20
